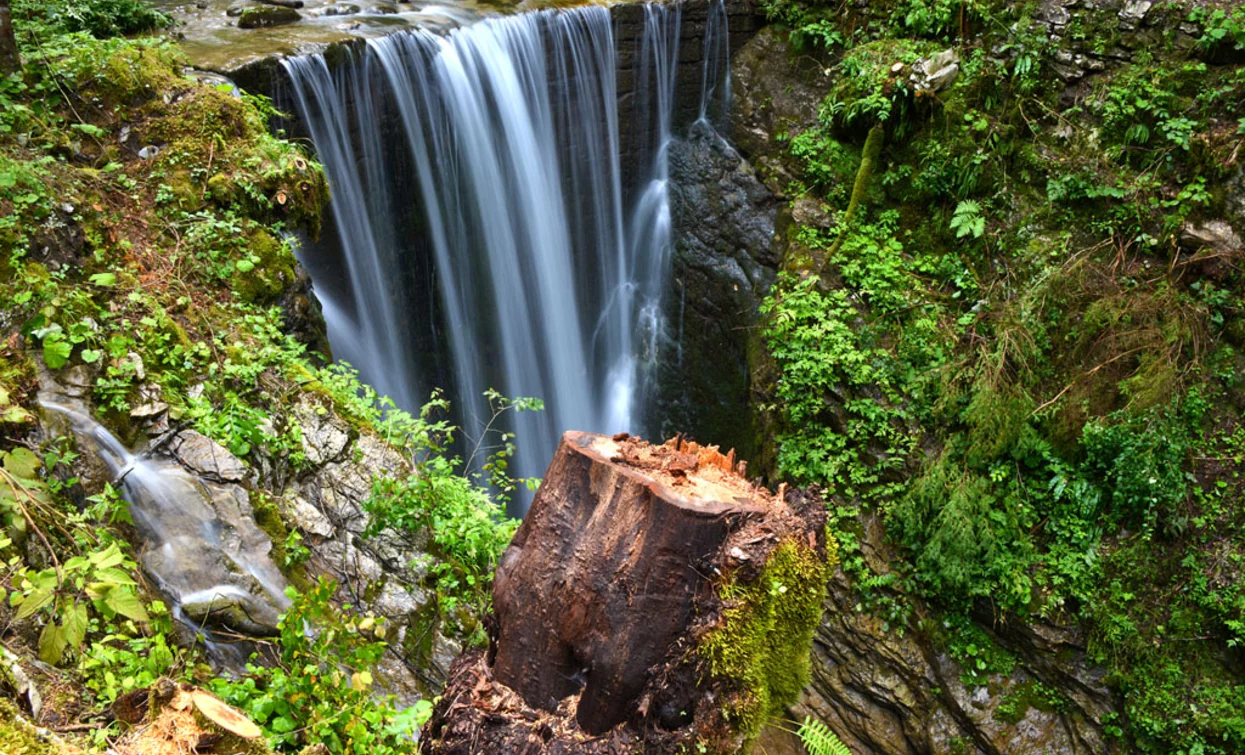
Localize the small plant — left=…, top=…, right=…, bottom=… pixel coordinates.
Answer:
left=211, top=578, right=432, bottom=755
left=798, top=716, right=853, bottom=755
left=949, top=200, right=985, bottom=239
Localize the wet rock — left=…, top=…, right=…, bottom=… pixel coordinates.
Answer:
left=56, top=365, right=95, bottom=399
left=168, top=430, right=248, bottom=483
left=280, top=262, right=331, bottom=357
left=225, top=4, right=248, bottom=17
left=178, top=584, right=281, bottom=636
left=660, top=125, right=778, bottom=460
left=730, top=26, right=825, bottom=166
left=319, top=3, right=359, bottom=16
left=237, top=6, right=301, bottom=28
left=130, top=382, right=168, bottom=421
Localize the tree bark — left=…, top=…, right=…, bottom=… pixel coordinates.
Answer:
left=422, top=432, right=831, bottom=754
left=0, top=0, right=20, bottom=76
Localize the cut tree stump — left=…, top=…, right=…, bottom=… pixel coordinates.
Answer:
left=422, top=432, right=834, bottom=754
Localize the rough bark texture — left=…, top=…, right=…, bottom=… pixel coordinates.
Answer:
left=492, top=431, right=764, bottom=734
left=0, top=0, right=19, bottom=76
left=422, top=432, right=830, bottom=754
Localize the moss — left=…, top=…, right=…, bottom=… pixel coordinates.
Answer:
left=251, top=492, right=309, bottom=590
left=699, top=536, right=838, bottom=741
left=825, top=123, right=885, bottom=263
left=235, top=229, right=297, bottom=304
left=161, top=168, right=204, bottom=212
left=0, top=698, right=62, bottom=755
left=995, top=681, right=1068, bottom=724
left=85, top=40, right=186, bottom=106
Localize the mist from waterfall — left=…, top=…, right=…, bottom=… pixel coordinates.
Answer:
left=283, top=1, right=729, bottom=510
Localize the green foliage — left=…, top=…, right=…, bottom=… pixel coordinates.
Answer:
left=949, top=199, right=985, bottom=239
left=798, top=715, right=853, bottom=755
left=57, top=0, right=170, bottom=37
left=822, top=41, right=927, bottom=129
left=81, top=630, right=184, bottom=704
left=787, top=128, right=855, bottom=200
left=364, top=390, right=527, bottom=629
left=9, top=540, right=153, bottom=665
left=211, top=578, right=431, bottom=755
left=755, top=1, right=1245, bottom=750
left=1192, top=6, right=1245, bottom=53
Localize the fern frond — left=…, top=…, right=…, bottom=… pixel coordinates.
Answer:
left=797, top=715, right=852, bottom=755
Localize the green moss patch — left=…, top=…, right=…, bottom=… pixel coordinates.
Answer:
left=699, top=536, right=838, bottom=740
left=0, top=699, right=64, bottom=755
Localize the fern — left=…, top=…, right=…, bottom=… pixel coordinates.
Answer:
left=949, top=199, right=985, bottom=239
left=798, top=716, right=852, bottom=755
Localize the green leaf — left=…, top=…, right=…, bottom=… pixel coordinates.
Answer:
left=16, top=586, right=54, bottom=620
left=80, top=349, right=102, bottom=363
left=88, top=273, right=117, bottom=287
left=62, top=602, right=89, bottom=650
left=42, top=338, right=72, bottom=370
left=38, top=622, right=68, bottom=665
left=104, top=589, right=149, bottom=623
left=94, top=567, right=137, bottom=586
left=271, top=716, right=297, bottom=734
left=2, top=447, right=41, bottom=479
left=89, top=543, right=126, bottom=570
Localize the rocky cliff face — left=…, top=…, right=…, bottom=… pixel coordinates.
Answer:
left=694, top=0, right=1238, bottom=750
left=655, top=126, right=778, bottom=460
left=797, top=515, right=1116, bottom=755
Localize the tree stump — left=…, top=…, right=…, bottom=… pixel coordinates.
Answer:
left=422, top=432, right=834, bottom=754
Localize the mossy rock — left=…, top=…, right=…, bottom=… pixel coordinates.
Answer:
left=86, top=41, right=186, bottom=106
left=235, top=229, right=297, bottom=304
left=238, top=6, right=302, bottom=28
left=0, top=698, right=65, bottom=755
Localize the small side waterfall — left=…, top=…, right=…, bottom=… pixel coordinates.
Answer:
left=40, top=396, right=289, bottom=663
left=283, top=1, right=729, bottom=507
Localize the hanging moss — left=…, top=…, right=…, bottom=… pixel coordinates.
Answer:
left=699, top=535, right=838, bottom=741
left=825, top=123, right=885, bottom=262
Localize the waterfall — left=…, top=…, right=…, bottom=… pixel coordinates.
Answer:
left=39, top=396, right=290, bottom=666
left=282, top=1, right=728, bottom=510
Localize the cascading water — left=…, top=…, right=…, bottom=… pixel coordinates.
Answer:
left=283, top=1, right=728, bottom=510
left=39, top=395, right=289, bottom=665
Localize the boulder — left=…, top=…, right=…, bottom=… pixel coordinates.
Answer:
left=169, top=430, right=248, bottom=483
left=237, top=6, right=301, bottom=28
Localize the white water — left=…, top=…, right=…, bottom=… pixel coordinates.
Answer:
left=283, top=2, right=729, bottom=508
left=39, top=398, right=289, bottom=654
